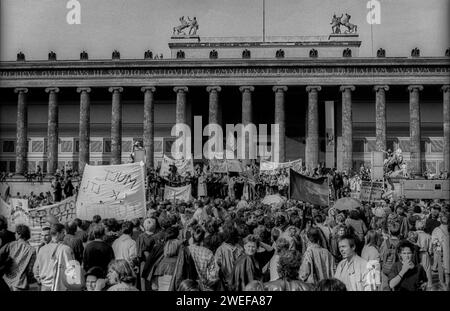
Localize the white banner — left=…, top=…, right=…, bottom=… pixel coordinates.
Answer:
left=10, top=198, right=29, bottom=212
left=1, top=197, right=77, bottom=248
left=76, top=163, right=146, bottom=220
left=164, top=184, right=192, bottom=202
left=159, top=155, right=194, bottom=177
left=260, top=159, right=302, bottom=171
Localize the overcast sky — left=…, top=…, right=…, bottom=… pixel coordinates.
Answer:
left=0, top=0, right=449, bottom=61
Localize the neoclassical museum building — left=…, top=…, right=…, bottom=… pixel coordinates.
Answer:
left=0, top=28, right=449, bottom=177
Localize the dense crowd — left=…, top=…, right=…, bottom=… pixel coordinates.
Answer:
left=0, top=175, right=449, bottom=291
left=0, top=152, right=449, bottom=292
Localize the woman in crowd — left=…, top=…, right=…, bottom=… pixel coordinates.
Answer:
left=415, top=219, right=433, bottom=289
left=388, top=240, right=428, bottom=291
left=361, top=229, right=381, bottom=262
left=106, top=259, right=139, bottom=291
left=231, top=234, right=263, bottom=291
left=345, top=209, right=368, bottom=255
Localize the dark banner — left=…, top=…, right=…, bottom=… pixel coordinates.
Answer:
left=289, top=169, right=329, bottom=206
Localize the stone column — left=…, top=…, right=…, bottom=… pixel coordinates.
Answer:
left=207, top=86, right=222, bottom=125
left=408, top=85, right=423, bottom=175
left=273, top=86, right=288, bottom=163
left=14, top=88, right=28, bottom=175
left=174, top=86, right=188, bottom=124
left=45, top=87, right=60, bottom=175
left=77, top=87, right=91, bottom=174
left=109, top=87, right=124, bottom=165
left=306, top=86, right=321, bottom=171
left=239, top=86, right=254, bottom=163
left=142, top=86, right=156, bottom=169
left=442, top=85, right=450, bottom=173
left=340, top=85, right=355, bottom=172
left=374, top=85, right=389, bottom=152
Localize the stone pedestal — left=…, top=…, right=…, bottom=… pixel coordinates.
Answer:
left=442, top=85, right=450, bottom=173
left=77, top=87, right=91, bottom=174
left=45, top=87, right=60, bottom=175
left=109, top=87, right=124, bottom=165
left=142, top=86, right=156, bottom=169
left=306, top=86, right=321, bottom=171
left=374, top=85, right=389, bottom=152
left=408, top=85, right=423, bottom=175
left=273, top=86, right=287, bottom=163
left=340, top=85, right=355, bottom=172
left=14, top=88, right=28, bottom=175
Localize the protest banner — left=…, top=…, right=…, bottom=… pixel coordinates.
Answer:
left=159, top=155, right=194, bottom=177
left=260, top=159, right=302, bottom=173
left=289, top=169, right=329, bottom=206
left=76, top=163, right=146, bottom=221
left=360, top=181, right=384, bottom=202
left=210, top=159, right=244, bottom=173
left=1, top=197, right=77, bottom=247
left=164, top=184, right=192, bottom=202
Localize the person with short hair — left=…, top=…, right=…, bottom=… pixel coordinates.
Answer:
left=334, top=235, right=372, bottom=291
left=63, top=220, right=84, bottom=263
left=33, top=223, right=76, bottom=291
left=231, top=234, right=263, bottom=291
left=214, top=222, right=244, bottom=291
left=82, top=224, right=115, bottom=273
left=112, top=221, right=138, bottom=267
left=0, top=224, right=36, bottom=291
left=264, top=250, right=312, bottom=291
left=299, top=228, right=335, bottom=285
left=85, top=266, right=107, bottom=291
left=107, top=259, right=139, bottom=291
left=388, top=240, right=427, bottom=291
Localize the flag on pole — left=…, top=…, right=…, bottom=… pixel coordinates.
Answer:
left=289, top=169, right=329, bottom=206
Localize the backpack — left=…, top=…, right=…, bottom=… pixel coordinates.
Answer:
left=381, top=238, right=399, bottom=275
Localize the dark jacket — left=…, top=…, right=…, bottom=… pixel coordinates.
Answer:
left=169, top=243, right=199, bottom=291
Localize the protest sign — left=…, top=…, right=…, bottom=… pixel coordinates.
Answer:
left=159, top=155, right=194, bottom=177
left=164, top=184, right=192, bottom=202
left=360, top=181, right=384, bottom=202
left=76, top=163, right=146, bottom=220
left=10, top=198, right=29, bottom=211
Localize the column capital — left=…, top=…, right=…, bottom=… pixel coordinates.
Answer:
left=141, top=86, right=156, bottom=93
left=407, top=85, right=423, bottom=92
left=272, top=85, right=288, bottom=93
left=339, top=85, right=355, bottom=92
left=206, top=86, right=222, bottom=93
left=173, top=86, right=188, bottom=93
left=441, top=85, right=450, bottom=93
left=76, top=87, right=92, bottom=93
left=306, top=86, right=322, bottom=93
left=14, top=88, right=28, bottom=94
left=45, top=87, right=60, bottom=94
left=373, top=85, right=389, bottom=92
left=239, top=86, right=254, bottom=93
left=108, top=87, right=123, bottom=93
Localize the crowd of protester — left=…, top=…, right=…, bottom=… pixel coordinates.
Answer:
left=0, top=153, right=449, bottom=292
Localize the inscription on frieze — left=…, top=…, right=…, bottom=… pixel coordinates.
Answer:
left=0, top=66, right=449, bottom=79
